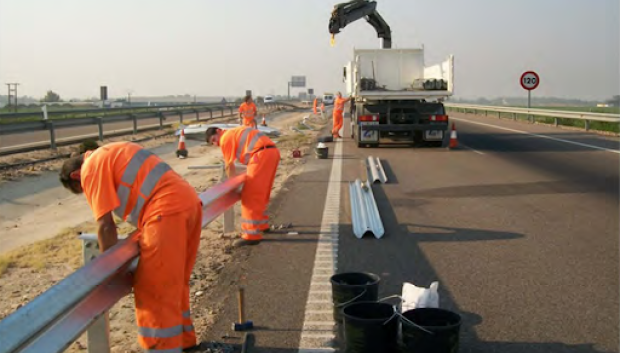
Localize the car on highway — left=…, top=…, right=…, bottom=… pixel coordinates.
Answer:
left=264, top=95, right=275, bottom=104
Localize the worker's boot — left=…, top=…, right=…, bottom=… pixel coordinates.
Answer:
left=233, top=238, right=261, bottom=247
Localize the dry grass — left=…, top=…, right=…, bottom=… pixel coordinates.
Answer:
left=0, top=221, right=136, bottom=278
left=0, top=223, right=95, bottom=277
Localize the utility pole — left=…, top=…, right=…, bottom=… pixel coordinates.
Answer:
left=287, top=81, right=291, bottom=101
left=6, top=83, right=19, bottom=112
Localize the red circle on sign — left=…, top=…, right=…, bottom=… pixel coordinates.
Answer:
left=520, top=71, right=540, bottom=90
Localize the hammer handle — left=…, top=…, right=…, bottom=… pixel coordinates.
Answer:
left=237, top=287, right=245, bottom=323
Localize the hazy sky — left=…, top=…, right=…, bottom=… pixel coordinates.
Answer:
left=0, top=0, right=618, bottom=101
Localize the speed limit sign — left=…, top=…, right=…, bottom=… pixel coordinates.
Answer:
left=520, top=71, right=540, bottom=90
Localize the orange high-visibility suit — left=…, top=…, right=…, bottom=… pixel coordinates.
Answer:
left=332, top=96, right=349, bottom=137
left=81, top=141, right=202, bottom=352
left=313, top=98, right=318, bottom=115
left=239, top=101, right=258, bottom=127
left=219, top=126, right=280, bottom=240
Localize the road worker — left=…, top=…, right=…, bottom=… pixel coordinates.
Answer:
left=205, top=125, right=280, bottom=247
left=313, top=97, right=318, bottom=115
left=238, top=94, right=258, bottom=129
left=59, top=141, right=206, bottom=353
left=332, top=91, right=351, bottom=138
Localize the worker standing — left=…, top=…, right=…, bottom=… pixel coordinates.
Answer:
left=238, top=95, right=258, bottom=129
left=332, top=92, right=351, bottom=138
left=59, top=141, right=206, bottom=353
left=313, top=97, right=318, bottom=115
left=205, top=126, right=280, bottom=247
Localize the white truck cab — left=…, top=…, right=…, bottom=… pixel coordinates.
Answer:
left=322, top=93, right=335, bottom=105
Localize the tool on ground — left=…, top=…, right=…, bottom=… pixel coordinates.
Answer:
left=176, top=129, right=188, bottom=158
left=233, top=287, right=253, bottom=331
left=449, top=123, right=458, bottom=149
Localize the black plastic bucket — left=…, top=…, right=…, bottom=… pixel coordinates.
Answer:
left=315, top=146, right=328, bottom=159
left=330, top=272, right=380, bottom=322
left=401, top=308, right=462, bottom=353
left=342, top=301, right=398, bottom=353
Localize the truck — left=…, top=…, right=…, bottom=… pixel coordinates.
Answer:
left=330, top=0, right=455, bottom=148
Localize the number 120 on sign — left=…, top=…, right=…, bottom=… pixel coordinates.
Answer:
left=520, top=71, right=540, bottom=90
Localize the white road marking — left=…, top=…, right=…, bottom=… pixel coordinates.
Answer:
left=297, top=136, right=343, bottom=352
left=451, top=117, right=620, bottom=154
left=458, top=143, right=485, bottom=155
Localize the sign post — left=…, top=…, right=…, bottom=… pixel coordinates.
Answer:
left=520, top=71, right=540, bottom=122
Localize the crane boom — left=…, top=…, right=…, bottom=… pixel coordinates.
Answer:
left=328, top=0, right=392, bottom=49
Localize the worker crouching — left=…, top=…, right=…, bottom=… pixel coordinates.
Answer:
left=59, top=141, right=205, bottom=353
left=205, top=126, right=280, bottom=247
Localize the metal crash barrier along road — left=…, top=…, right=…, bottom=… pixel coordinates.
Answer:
left=0, top=173, right=247, bottom=353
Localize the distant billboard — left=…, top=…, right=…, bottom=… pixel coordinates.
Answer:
left=100, top=86, right=108, bottom=101
left=291, top=76, right=306, bottom=88
left=308, top=88, right=314, bottom=95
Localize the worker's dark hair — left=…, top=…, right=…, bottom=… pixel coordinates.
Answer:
left=205, top=127, right=219, bottom=144
left=59, top=154, right=84, bottom=193
left=244, top=94, right=252, bottom=103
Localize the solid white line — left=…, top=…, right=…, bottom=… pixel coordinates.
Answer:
left=451, top=116, right=620, bottom=154
left=458, top=143, right=485, bottom=155
left=297, top=136, right=343, bottom=353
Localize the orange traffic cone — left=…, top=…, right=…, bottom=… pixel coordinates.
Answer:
left=261, top=115, right=267, bottom=126
left=176, top=129, right=188, bottom=158
left=449, top=123, right=458, bottom=149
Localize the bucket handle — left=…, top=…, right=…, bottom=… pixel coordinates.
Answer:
left=334, top=288, right=368, bottom=308
left=395, top=311, right=435, bottom=335
left=377, top=295, right=403, bottom=304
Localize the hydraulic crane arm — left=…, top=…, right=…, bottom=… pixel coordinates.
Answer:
left=329, top=0, right=392, bottom=49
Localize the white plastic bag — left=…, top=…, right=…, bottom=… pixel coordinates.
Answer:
left=401, top=281, right=439, bottom=312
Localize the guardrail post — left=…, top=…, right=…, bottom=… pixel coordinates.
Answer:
left=48, top=121, right=57, bottom=150
left=585, top=120, right=590, bottom=131
left=221, top=166, right=235, bottom=234
left=80, top=235, right=111, bottom=353
left=97, top=117, right=104, bottom=141
left=195, top=109, right=200, bottom=121
left=209, top=108, right=213, bottom=120
left=221, top=107, right=225, bottom=118
left=131, top=114, right=138, bottom=134
left=179, top=111, right=184, bottom=124
left=554, top=118, right=559, bottom=127
left=158, top=112, right=164, bottom=129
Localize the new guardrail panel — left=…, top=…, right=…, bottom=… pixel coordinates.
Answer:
left=0, top=174, right=247, bottom=353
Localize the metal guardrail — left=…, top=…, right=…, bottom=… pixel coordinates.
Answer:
left=0, top=103, right=234, bottom=121
left=444, top=103, right=620, bottom=131
left=349, top=178, right=385, bottom=239
left=0, top=102, right=292, bottom=155
left=0, top=173, right=247, bottom=353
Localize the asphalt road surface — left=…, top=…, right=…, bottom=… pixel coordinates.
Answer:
left=203, top=111, right=618, bottom=353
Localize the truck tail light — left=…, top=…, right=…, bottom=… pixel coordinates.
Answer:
left=430, top=114, right=449, bottom=122
left=359, top=115, right=379, bottom=122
